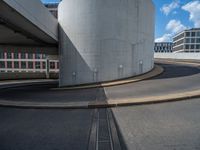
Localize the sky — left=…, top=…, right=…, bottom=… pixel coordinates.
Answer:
left=42, top=0, right=200, bottom=42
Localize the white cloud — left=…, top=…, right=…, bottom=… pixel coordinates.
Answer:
left=166, top=19, right=186, bottom=33
left=155, top=19, right=186, bottom=42
left=182, top=1, right=200, bottom=28
left=155, top=34, right=172, bottom=42
left=161, top=0, right=180, bottom=16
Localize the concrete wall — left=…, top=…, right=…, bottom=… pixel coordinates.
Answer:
left=2, top=0, right=58, bottom=43
left=154, top=53, right=200, bottom=60
left=59, top=0, right=155, bottom=86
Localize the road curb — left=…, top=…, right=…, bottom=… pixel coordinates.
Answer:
left=0, top=90, right=200, bottom=109
left=52, top=65, right=164, bottom=90
left=0, top=61, right=199, bottom=109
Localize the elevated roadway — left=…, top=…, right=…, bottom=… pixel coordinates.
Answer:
left=0, top=0, right=58, bottom=47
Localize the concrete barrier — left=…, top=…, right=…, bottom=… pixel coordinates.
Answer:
left=154, top=53, right=200, bottom=60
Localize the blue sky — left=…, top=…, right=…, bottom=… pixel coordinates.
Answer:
left=42, top=0, right=200, bottom=42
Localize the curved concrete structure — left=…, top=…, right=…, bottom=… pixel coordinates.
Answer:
left=58, top=0, right=155, bottom=86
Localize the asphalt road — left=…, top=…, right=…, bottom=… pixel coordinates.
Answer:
left=0, top=61, right=199, bottom=103
left=112, top=98, right=200, bottom=150
left=0, top=108, right=94, bottom=150
left=105, top=61, right=200, bottom=100
left=0, top=60, right=200, bottom=150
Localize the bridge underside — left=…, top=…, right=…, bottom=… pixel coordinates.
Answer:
left=0, top=0, right=58, bottom=52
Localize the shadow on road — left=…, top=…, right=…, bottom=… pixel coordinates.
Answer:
left=152, top=63, right=200, bottom=80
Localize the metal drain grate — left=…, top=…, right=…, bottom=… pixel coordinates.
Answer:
left=88, top=108, right=122, bottom=150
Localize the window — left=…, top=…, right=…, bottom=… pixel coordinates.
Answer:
left=0, top=61, right=5, bottom=68
left=57, top=62, right=59, bottom=69
left=185, top=45, right=189, bottom=49
left=21, top=53, right=26, bottom=59
left=0, top=52, right=4, bottom=59
left=50, top=62, right=55, bottom=69
left=7, top=61, right=12, bottom=68
left=21, top=61, right=26, bottom=69
left=191, top=32, right=196, bottom=37
left=35, top=62, right=41, bottom=69
left=7, top=52, right=12, bottom=59
left=42, top=62, right=46, bottom=69
left=14, top=53, right=19, bottom=59
left=28, top=62, right=33, bottom=69
left=190, top=45, right=195, bottom=49
left=197, top=32, right=200, bottom=37
left=41, top=54, right=46, bottom=59
left=196, top=45, right=200, bottom=49
left=14, top=62, right=19, bottom=68
left=185, top=38, right=190, bottom=43
left=191, top=38, right=195, bottom=43
left=28, top=53, right=33, bottom=59
left=35, top=54, right=41, bottom=59
left=196, top=38, right=200, bottom=43
left=186, top=32, right=190, bottom=37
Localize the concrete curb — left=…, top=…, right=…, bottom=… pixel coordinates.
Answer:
left=0, top=61, right=199, bottom=109
left=0, top=89, right=199, bottom=109
left=52, top=65, right=164, bottom=90
left=0, top=79, right=58, bottom=90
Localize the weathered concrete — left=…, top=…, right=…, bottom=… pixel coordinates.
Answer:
left=58, top=0, right=155, bottom=86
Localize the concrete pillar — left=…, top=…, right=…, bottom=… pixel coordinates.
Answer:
left=58, top=0, right=155, bottom=86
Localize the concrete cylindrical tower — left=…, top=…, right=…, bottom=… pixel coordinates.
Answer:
left=58, top=0, right=155, bottom=86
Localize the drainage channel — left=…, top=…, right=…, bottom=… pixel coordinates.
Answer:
left=88, top=108, right=122, bottom=150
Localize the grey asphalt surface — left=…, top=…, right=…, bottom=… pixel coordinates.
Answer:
left=0, top=60, right=200, bottom=150
left=0, top=108, right=93, bottom=150
left=105, top=62, right=200, bottom=100
left=112, top=98, right=200, bottom=150
left=0, top=61, right=199, bottom=103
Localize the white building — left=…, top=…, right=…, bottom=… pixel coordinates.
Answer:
left=154, top=42, right=173, bottom=53
left=173, top=28, right=200, bottom=53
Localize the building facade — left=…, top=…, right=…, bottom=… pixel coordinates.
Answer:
left=0, top=50, right=59, bottom=80
left=154, top=42, right=173, bottom=53
left=59, top=0, right=155, bottom=86
left=173, top=28, right=200, bottom=53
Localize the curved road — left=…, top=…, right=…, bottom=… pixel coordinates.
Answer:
left=0, top=59, right=200, bottom=150
left=0, top=60, right=199, bottom=103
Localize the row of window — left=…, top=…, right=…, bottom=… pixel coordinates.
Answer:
left=185, top=31, right=200, bottom=37
left=184, top=50, right=200, bottom=53
left=0, top=61, right=59, bottom=70
left=155, top=43, right=172, bottom=47
left=173, top=33, right=184, bottom=41
left=185, top=38, right=200, bottom=43
left=154, top=46, right=172, bottom=51
left=154, top=50, right=172, bottom=53
left=174, top=31, right=200, bottom=42
left=185, top=44, right=200, bottom=50
left=0, top=52, right=46, bottom=59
